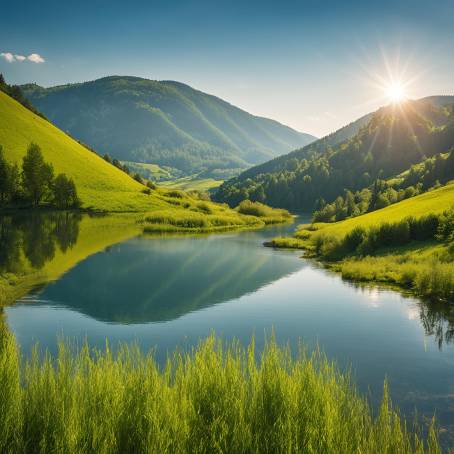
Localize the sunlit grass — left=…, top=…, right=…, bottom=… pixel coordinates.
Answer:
left=268, top=185, right=454, bottom=301
left=0, top=327, right=441, bottom=453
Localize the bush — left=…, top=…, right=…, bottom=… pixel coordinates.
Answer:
left=133, top=173, right=143, bottom=184
left=314, top=208, right=454, bottom=259
left=146, top=180, right=156, bottom=190
left=167, top=190, right=184, bottom=199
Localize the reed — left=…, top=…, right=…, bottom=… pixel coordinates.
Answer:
left=0, top=328, right=441, bottom=453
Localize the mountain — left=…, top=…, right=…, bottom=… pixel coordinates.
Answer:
left=236, top=111, right=373, bottom=180
left=215, top=98, right=454, bottom=212
left=21, top=76, right=316, bottom=177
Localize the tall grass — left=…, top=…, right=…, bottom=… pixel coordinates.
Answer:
left=236, top=200, right=292, bottom=224
left=340, top=256, right=454, bottom=301
left=142, top=208, right=261, bottom=233
left=0, top=327, right=441, bottom=453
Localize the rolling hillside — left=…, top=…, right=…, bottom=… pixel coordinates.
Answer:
left=305, top=182, right=454, bottom=238
left=0, top=91, right=163, bottom=212
left=21, top=76, right=316, bottom=177
left=216, top=99, right=454, bottom=210
left=270, top=183, right=454, bottom=301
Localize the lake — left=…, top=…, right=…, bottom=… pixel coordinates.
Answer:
left=3, top=213, right=454, bottom=442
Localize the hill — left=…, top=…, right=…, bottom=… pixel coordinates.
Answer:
left=215, top=99, right=454, bottom=211
left=0, top=89, right=291, bottom=234
left=0, top=90, right=166, bottom=212
left=270, top=183, right=454, bottom=301
left=21, top=76, right=316, bottom=177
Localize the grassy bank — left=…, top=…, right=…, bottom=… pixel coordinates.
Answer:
left=0, top=327, right=441, bottom=453
left=142, top=198, right=292, bottom=233
left=268, top=185, right=454, bottom=302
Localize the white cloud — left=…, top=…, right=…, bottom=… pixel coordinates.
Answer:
left=0, top=52, right=45, bottom=63
left=0, top=52, right=15, bottom=62
left=27, top=53, right=45, bottom=63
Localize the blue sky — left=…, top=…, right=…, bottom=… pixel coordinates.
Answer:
left=1, top=0, right=453, bottom=136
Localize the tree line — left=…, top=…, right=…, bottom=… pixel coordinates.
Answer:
left=215, top=101, right=454, bottom=220
left=0, top=143, right=80, bottom=209
left=312, top=149, right=454, bottom=222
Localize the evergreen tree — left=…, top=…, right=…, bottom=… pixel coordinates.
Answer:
left=22, top=143, right=54, bottom=206
left=0, top=145, right=19, bottom=205
left=52, top=174, right=80, bottom=209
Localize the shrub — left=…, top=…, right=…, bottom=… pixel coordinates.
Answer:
left=146, top=180, right=156, bottom=190
left=167, top=190, right=184, bottom=199
left=133, top=173, right=143, bottom=184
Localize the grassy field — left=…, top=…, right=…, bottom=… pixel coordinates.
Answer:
left=0, top=327, right=441, bottom=453
left=305, top=183, right=454, bottom=239
left=121, top=161, right=179, bottom=181
left=269, top=184, right=454, bottom=301
left=159, top=175, right=224, bottom=192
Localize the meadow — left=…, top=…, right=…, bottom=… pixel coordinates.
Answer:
left=0, top=325, right=441, bottom=454
left=269, top=184, right=454, bottom=301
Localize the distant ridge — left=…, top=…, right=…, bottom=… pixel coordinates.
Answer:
left=22, top=76, right=317, bottom=178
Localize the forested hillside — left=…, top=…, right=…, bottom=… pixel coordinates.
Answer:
left=22, top=76, right=316, bottom=177
left=215, top=99, right=454, bottom=216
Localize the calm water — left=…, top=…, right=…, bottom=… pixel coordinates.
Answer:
left=3, top=213, right=454, bottom=440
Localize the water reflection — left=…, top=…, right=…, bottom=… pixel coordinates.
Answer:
left=343, top=282, right=454, bottom=349
left=419, top=300, right=454, bottom=349
left=0, top=212, right=81, bottom=273
left=26, top=233, right=306, bottom=323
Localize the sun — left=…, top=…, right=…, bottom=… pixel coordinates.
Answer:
left=385, top=82, right=407, bottom=103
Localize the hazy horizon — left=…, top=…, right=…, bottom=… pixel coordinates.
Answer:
left=1, top=0, right=453, bottom=137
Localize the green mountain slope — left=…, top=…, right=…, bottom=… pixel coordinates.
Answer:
left=237, top=112, right=373, bottom=180
left=0, top=91, right=164, bottom=212
left=215, top=99, right=454, bottom=210
left=21, top=76, right=316, bottom=177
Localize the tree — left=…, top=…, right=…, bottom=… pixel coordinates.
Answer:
left=0, top=145, right=20, bottom=205
left=52, top=174, right=80, bottom=209
left=133, top=173, right=143, bottom=184
left=22, top=143, right=54, bottom=206
left=0, top=145, right=10, bottom=203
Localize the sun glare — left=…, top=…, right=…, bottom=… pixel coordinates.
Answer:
left=385, top=82, right=407, bottom=103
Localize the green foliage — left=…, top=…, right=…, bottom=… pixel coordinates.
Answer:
left=21, top=76, right=316, bottom=176
left=0, top=328, right=441, bottom=453
left=216, top=100, right=454, bottom=216
left=270, top=186, right=454, bottom=301
left=313, top=151, right=454, bottom=223
left=0, top=145, right=20, bottom=205
left=0, top=90, right=165, bottom=212
left=52, top=174, right=80, bottom=209
left=1, top=143, right=80, bottom=209
left=141, top=197, right=290, bottom=233
left=21, top=143, right=55, bottom=206
left=142, top=208, right=260, bottom=233
left=236, top=200, right=292, bottom=224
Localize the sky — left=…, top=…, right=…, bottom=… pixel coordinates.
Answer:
left=1, top=0, right=453, bottom=137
